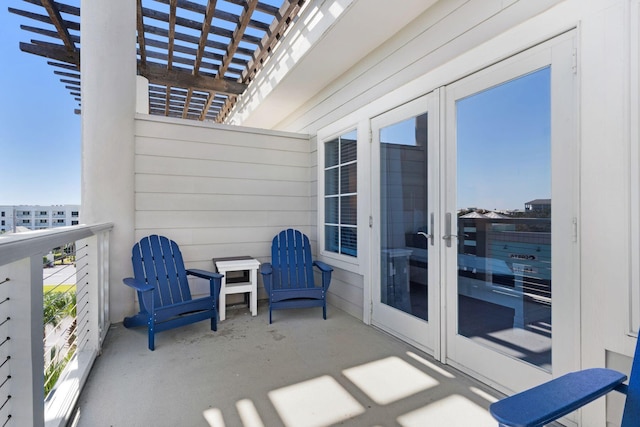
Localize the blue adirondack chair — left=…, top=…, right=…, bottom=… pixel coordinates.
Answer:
left=490, top=335, right=640, bottom=426
left=122, top=235, right=223, bottom=350
left=260, top=229, right=333, bottom=323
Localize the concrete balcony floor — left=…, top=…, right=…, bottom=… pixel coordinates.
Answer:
left=70, top=302, right=505, bottom=427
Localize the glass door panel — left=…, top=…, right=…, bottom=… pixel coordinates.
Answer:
left=380, top=113, right=429, bottom=321
left=456, top=67, right=552, bottom=371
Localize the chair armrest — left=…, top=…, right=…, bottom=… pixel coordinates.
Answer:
left=489, top=368, right=627, bottom=427
left=187, top=269, right=222, bottom=299
left=123, top=277, right=154, bottom=293
left=259, top=263, right=273, bottom=275
left=313, top=261, right=333, bottom=291
left=313, top=260, right=333, bottom=273
left=260, top=263, right=272, bottom=293
left=187, top=269, right=223, bottom=281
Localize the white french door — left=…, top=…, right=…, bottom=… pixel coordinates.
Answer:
left=371, top=93, right=441, bottom=356
left=371, top=31, right=578, bottom=395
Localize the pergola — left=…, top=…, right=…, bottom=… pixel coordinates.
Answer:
left=9, top=0, right=305, bottom=122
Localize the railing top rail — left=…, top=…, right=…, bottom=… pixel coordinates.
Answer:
left=0, top=223, right=113, bottom=267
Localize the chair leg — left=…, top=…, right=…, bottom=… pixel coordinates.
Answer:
left=148, top=324, right=155, bottom=351
left=323, top=302, right=327, bottom=320
left=211, top=313, right=217, bottom=332
left=269, top=306, right=273, bottom=324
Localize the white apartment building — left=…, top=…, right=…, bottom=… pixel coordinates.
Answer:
left=0, top=205, right=80, bottom=233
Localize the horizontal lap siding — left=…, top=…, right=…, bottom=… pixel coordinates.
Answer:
left=325, top=268, right=364, bottom=321
left=134, top=117, right=311, bottom=298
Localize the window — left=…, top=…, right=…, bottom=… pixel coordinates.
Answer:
left=1, top=221, right=4, bottom=226
left=71, top=221, right=79, bottom=225
left=71, top=211, right=79, bottom=217
left=324, top=129, right=357, bottom=257
left=1, top=212, right=4, bottom=217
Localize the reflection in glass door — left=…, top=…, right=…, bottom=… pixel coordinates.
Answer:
left=455, top=67, right=552, bottom=370
left=380, top=113, right=429, bottom=321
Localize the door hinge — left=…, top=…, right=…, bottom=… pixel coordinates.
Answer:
left=572, top=48, right=578, bottom=74
left=369, top=215, right=373, bottom=228
left=369, top=129, right=373, bottom=143
left=572, top=217, right=578, bottom=242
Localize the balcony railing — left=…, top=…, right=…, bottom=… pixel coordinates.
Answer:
left=0, top=224, right=112, bottom=427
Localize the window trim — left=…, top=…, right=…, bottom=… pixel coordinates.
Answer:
left=318, top=126, right=361, bottom=271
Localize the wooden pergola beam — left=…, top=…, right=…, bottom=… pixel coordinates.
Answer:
left=140, top=62, right=248, bottom=95
left=199, top=92, right=217, bottom=121
left=193, top=0, right=217, bottom=73
left=165, top=0, right=178, bottom=116
left=19, top=42, right=79, bottom=67
left=41, top=0, right=76, bottom=52
left=187, top=0, right=217, bottom=120
left=20, top=24, right=80, bottom=44
left=137, top=0, right=147, bottom=69
left=243, top=0, right=304, bottom=83
left=218, top=0, right=259, bottom=79
left=8, top=7, right=80, bottom=32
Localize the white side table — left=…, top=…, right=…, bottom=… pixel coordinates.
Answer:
left=214, top=258, right=260, bottom=321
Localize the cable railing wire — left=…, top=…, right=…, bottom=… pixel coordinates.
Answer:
left=43, top=241, right=83, bottom=399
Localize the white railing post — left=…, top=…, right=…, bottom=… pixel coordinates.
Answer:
left=76, top=230, right=110, bottom=354
left=3, top=255, right=45, bottom=427
left=98, top=230, right=110, bottom=346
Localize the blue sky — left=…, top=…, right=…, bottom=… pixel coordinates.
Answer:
left=0, top=3, right=81, bottom=205
left=457, top=67, right=551, bottom=211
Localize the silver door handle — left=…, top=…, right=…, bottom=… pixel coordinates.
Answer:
left=417, top=231, right=433, bottom=241
left=417, top=213, right=435, bottom=246
left=442, top=212, right=456, bottom=247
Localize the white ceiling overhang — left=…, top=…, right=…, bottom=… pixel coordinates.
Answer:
left=228, top=0, right=439, bottom=130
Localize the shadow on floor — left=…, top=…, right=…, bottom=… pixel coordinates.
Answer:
left=71, top=302, right=507, bottom=427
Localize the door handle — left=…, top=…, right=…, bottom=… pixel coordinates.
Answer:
left=417, top=231, right=432, bottom=244
left=442, top=212, right=456, bottom=247
left=417, top=213, right=435, bottom=246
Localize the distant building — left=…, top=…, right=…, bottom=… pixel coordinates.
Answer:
left=524, top=199, right=551, bottom=212
left=0, top=205, right=80, bottom=233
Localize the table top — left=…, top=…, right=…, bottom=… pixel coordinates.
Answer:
left=215, top=258, right=260, bottom=271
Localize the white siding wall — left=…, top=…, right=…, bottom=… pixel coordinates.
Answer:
left=134, top=115, right=311, bottom=300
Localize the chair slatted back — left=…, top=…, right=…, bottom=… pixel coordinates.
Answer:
left=132, top=235, right=192, bottom=310
left=271, top=229, right=315, bottom=290
left=622, top=335, right=640, bottom=426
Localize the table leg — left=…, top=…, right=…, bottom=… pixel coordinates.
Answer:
left=250, top=268, right=257, bottom=316
left=219, top=274, right=227, bottom=321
